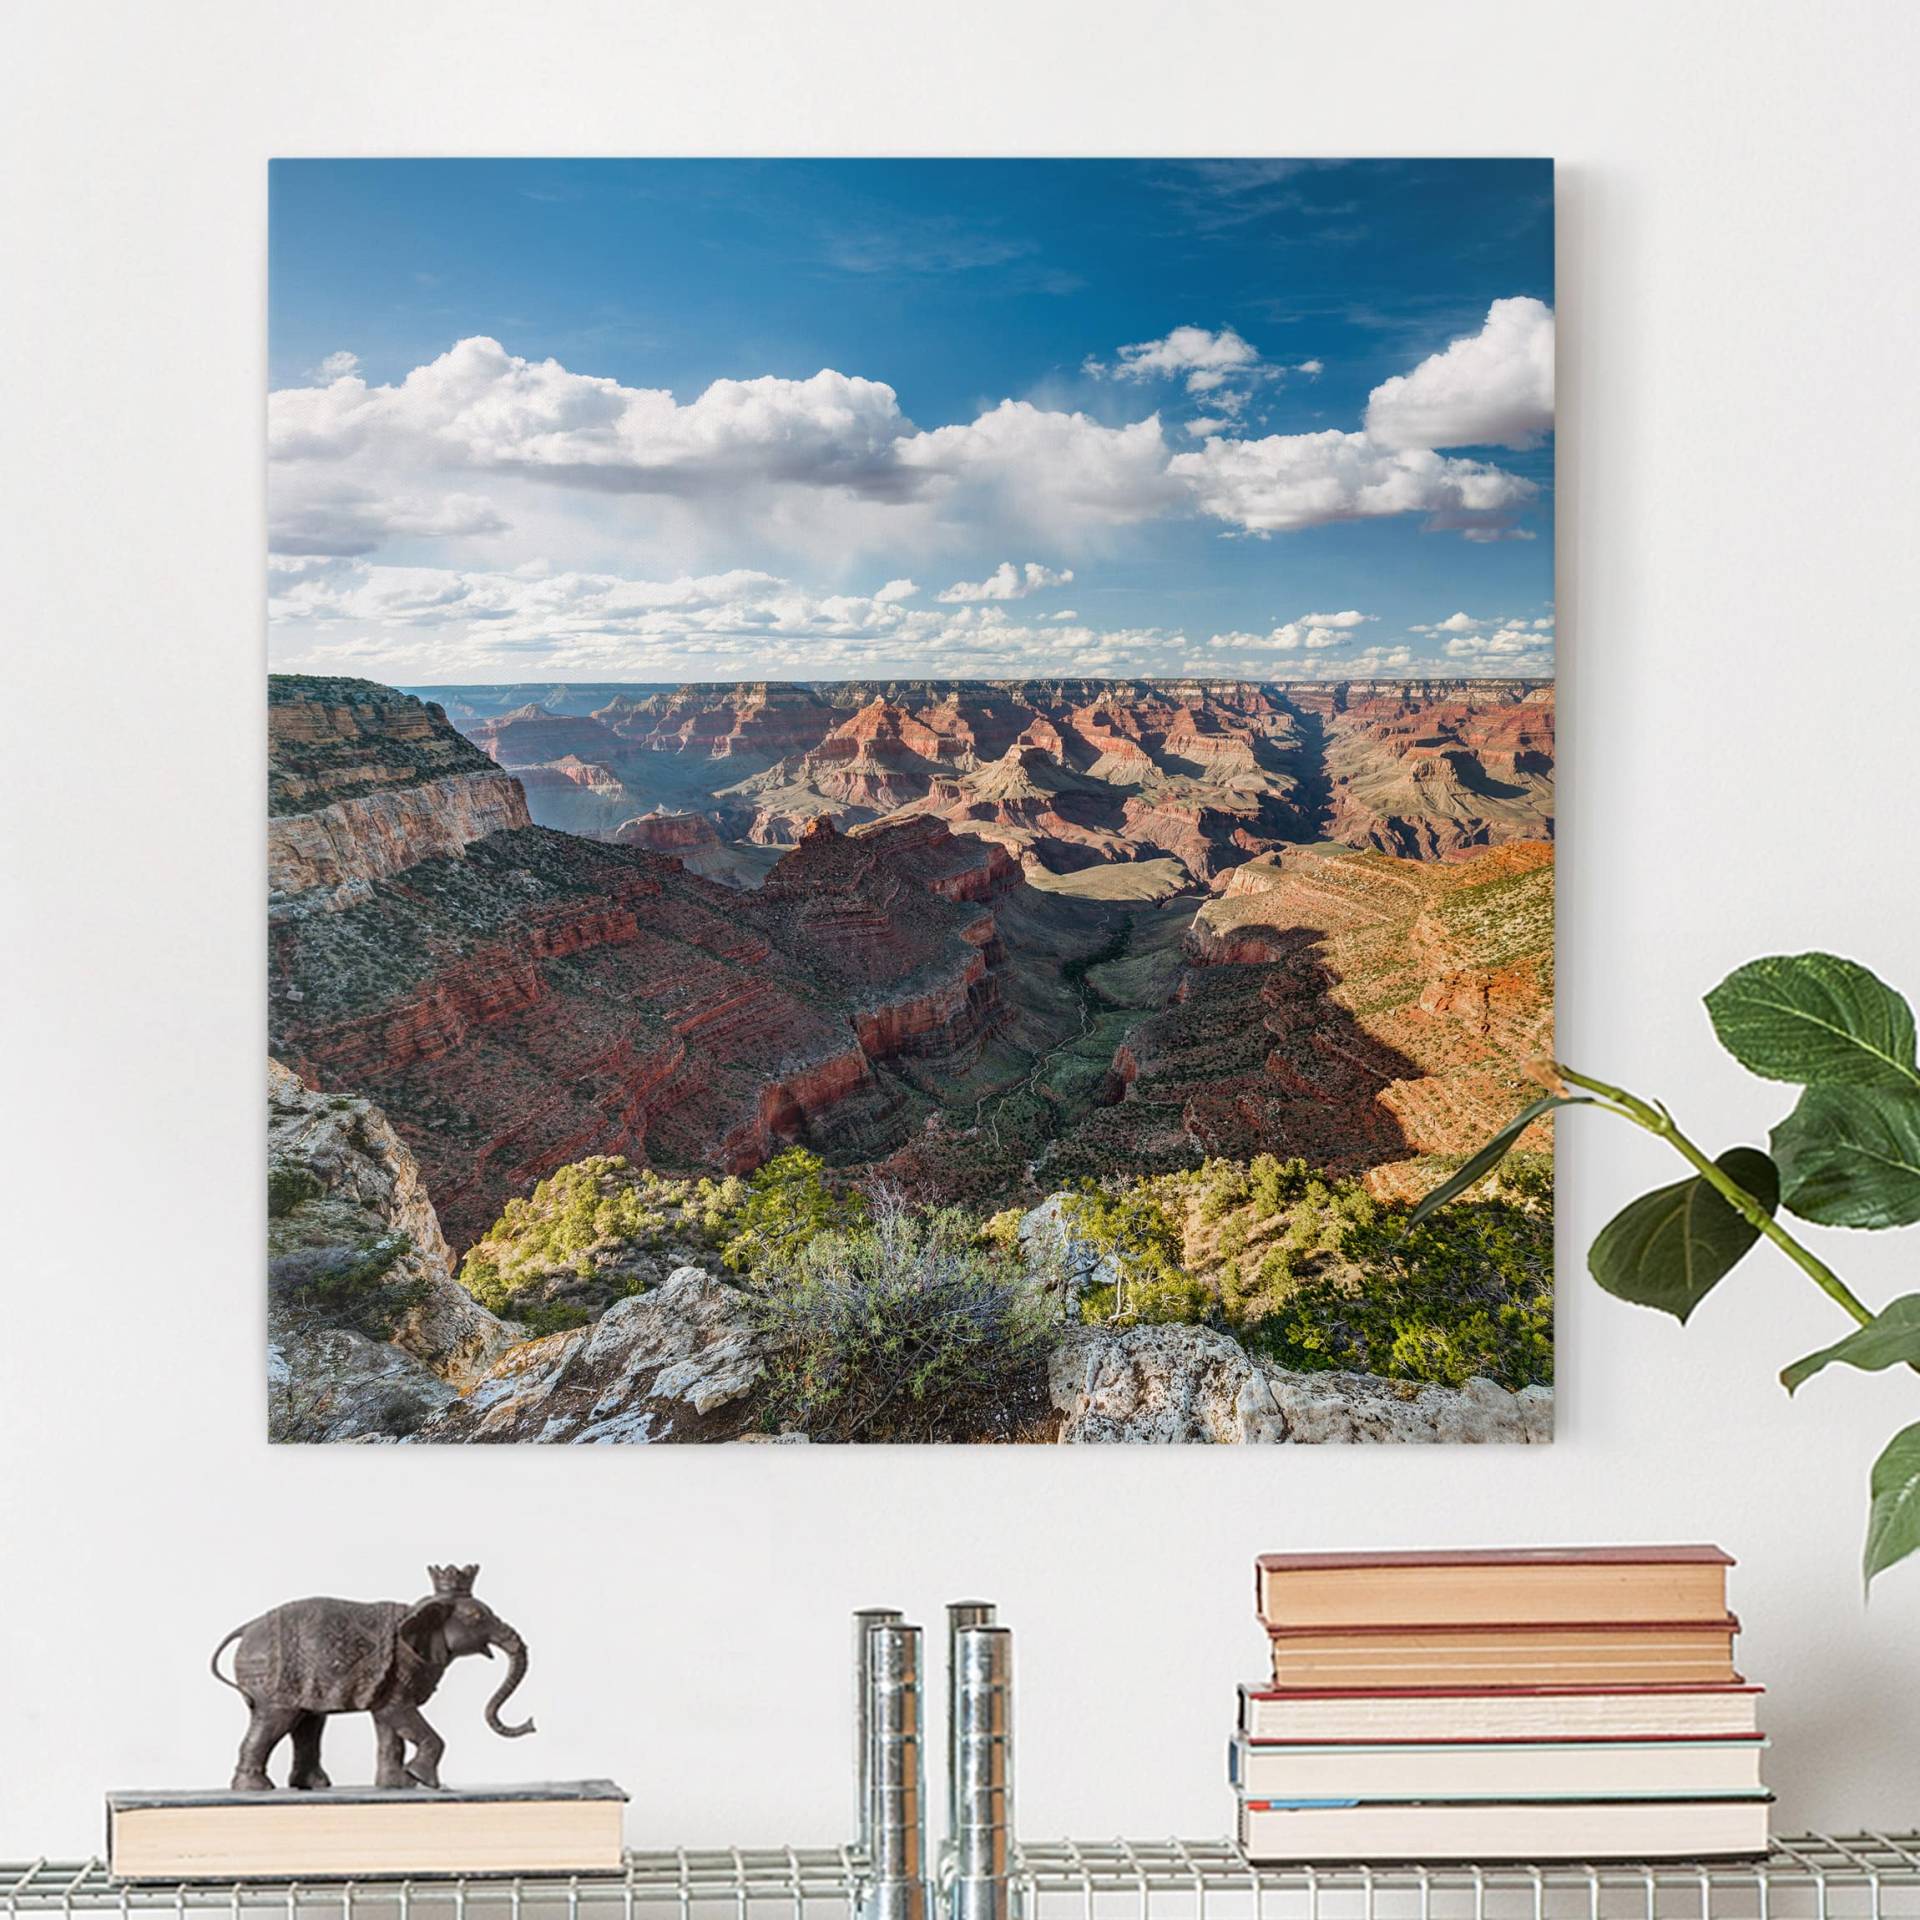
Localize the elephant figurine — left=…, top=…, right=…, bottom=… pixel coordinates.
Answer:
left=211, top=1563, right=534, bottom=1790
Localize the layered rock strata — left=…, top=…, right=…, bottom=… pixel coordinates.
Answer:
left=269, top=680, right=1024, bottom=1247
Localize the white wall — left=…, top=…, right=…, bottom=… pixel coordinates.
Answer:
left=5, top=0, right=1920, bottom=1860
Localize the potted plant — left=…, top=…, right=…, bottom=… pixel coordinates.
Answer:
left=1419, top=952, right=1920, bottom=1584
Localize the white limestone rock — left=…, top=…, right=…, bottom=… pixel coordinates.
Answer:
left=1050, top=1321, right=1552, bottom=1444
left=410, top=1267, right=767, bottom=1444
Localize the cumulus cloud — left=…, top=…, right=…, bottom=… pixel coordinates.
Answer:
left=1104, top=325, right=1262, bottom=394
left=1363, top=296, right=1554, bottom=451
left=1294, top=358, right=1324, bottom=377
left=1049, top=608, right=1078, bottom=620
left=1168, top=430, right=1536, bottom=535
left=270, top=336, right=919, bottom=498
left=937, top=561, right=1074, bottom=603
left=265, top=314, right=1547, bottom=576
left=896, top=401, right=1179, bottom=530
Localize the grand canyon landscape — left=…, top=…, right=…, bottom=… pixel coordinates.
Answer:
left=267, top=671, right=1554, bottom=1443
left=266, top=156, right=1555, bottom=1442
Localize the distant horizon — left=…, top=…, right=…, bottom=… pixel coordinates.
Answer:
left=269, top=159, right=1553, bottom=685
left=269, top=669, right=1554, bottom=691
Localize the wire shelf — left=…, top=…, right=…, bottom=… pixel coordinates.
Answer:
left=6, top=1839, right=1920, bottom=1920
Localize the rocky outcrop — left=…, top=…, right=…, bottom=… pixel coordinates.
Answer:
left=409, top=1267, right=767, bottom=1443
left=270, top=771, right=531, bottom=915
left=269, top=1324, right=460, bottom=1443
left=1049, top=1321, right=1551, bottom=1444
left=1016, top=1193, right=1121, bottom=1297
left=268, top=1059, right=516, bottom=1441
left=268, top=678, right=533, bottom=916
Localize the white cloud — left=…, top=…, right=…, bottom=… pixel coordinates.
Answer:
left=268, top=483, right=509, bottom=557
left=270, top=336, right=918, bottom=496
left=312, top=350, right=361, bottom=383
left=937, top=560, right=1074, bottom=603
left=269, top=557, right=1217, bottom=682
left=1294, top=358, right=1324, bottom=377
left=1049, top=608, right=1078, bottom=621
left=872, top=577, right=919, bottom=603
left=1424, top=610, right=1555, bottom=675
left=1168, top=430, right=1536, bottom=535
left=1363, top=296, right=1555, bottom=452
left=1106, top=325, right=1262, bottom=393
left=1209, top=609, right=1374, bottom=652
left=265, top=316, right=1546, bottom=572
left=896, top=401, right=1179, bottom=531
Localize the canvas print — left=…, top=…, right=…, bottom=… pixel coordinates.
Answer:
left=267, top=159, right=1555, bottom=1444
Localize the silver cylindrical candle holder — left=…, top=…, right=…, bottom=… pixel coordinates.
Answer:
left=855, top=1607, right=905, bottom=1855
left=950, top=1624, right=1013, bottom=1920
left=944, top=1602, right=996, bottom=1852
left=864, top=1620, right=928, bottom=1920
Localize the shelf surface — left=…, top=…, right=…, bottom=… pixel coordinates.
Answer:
left=7, top=1836, right=1919, bottom=1918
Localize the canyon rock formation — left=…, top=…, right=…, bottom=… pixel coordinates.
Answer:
left=269, top=678, right=1070, bottom=1249
left=410, top=677, right=1552, bottom=889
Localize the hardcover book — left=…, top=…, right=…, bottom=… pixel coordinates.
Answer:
left=1237, top=1680, right=1764, bottom=1741
left=1228, top=1732, right=1768, bottom=1799
left=1237, top=1795, right=1773, bottom=1864
left=1264, top=1620, right=1740, bottom=1689
left=1255, top=1547, right=1734, bottom=1627
left=106, top=1781, right=627, bottom=1881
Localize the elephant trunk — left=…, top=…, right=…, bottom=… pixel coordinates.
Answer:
left=484, top=1629, right=535, bottom=1738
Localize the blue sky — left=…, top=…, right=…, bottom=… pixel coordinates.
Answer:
left=267, top=159, right=1554, bottom=684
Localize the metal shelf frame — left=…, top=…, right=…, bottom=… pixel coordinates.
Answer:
left=7, top=1838, right=1920, bottom=1920
left=36, top=1607, right=1912, bottom=1920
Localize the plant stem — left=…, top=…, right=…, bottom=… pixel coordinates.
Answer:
left=1554, top=1063, right=1877, bottom=1328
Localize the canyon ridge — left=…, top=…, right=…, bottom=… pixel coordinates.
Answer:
left=267, top=673, right=1554, bottom=1444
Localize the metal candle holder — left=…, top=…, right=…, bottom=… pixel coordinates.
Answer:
left=950, top=1625, right=1013, bottom=1920
left=945, top=1603, right=996, bottom=1851
left=855, top=1608, right=905, bottom=1857
left=857, top=1604, right=1013, bottom=1920
left=863, top=1620, right=927, bottom=1920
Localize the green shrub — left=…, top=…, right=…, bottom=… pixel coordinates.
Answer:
left=1058, top=1151, right=1551, bottom=1390
left=719, top=1147, right=868, bottom=1279
left=291, top=1232, right=428, bottom=1340
left=267, top=1162, right=324, bottom=1219
left=752, top=1191, right=1057, bottom=1442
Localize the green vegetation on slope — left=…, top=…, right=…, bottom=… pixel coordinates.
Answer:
left=1062, top=1152, right=1552, bottom=1390
left=459, top=1140, right=1551, bottom=1419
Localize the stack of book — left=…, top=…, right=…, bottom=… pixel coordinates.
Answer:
left=1234, top=1547, right=1771, bottom=1864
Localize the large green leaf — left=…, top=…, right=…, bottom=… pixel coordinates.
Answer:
left=1586, top=1146, right=1779, bottom=1323
left=1782, top=1295, right=1920, bottom=1394
left=1864, top=1421, right=1920, bottom=1588
left=1409, top=1095, right=1586, bottom=1225
left=1705, top=953, right=1920, bottom=1092
left=1771, top=1083, right=1920, bottom=1228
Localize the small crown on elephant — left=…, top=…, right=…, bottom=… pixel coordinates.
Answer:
left=428, top=1563, right=479, bottom=1595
